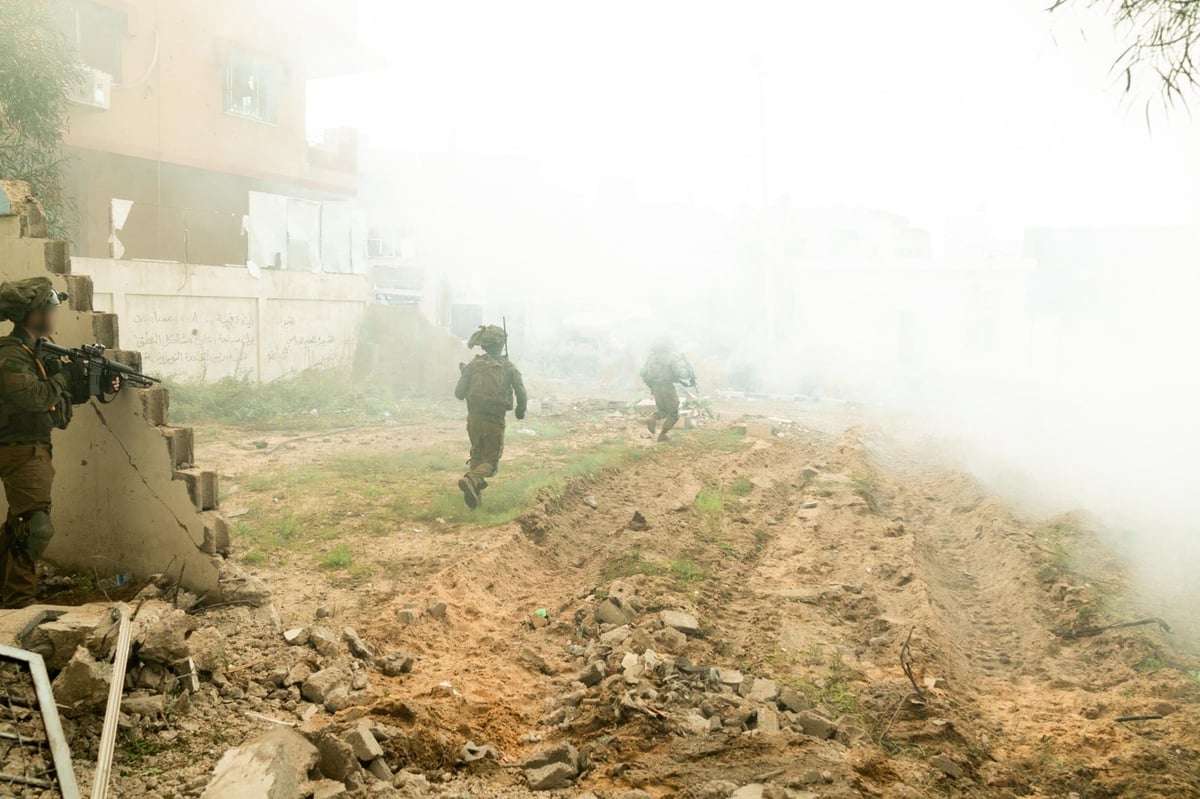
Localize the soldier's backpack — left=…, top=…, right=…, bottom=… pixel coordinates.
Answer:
left=467, top=355, right=512, bottom=414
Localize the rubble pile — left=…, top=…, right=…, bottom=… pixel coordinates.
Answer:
left=512, top=578, right=857, bottom=796
left=17, top=582, right=433, bottom=798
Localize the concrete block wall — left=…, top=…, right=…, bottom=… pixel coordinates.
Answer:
left=0, top=182, right=225, bottom=598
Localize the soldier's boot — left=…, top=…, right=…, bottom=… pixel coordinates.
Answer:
left=458, top=477, right=480, bottom=510
left=646, top=415, right=657, bottom=435
left=658, top=415, right=678, bottom=441
left=0, top=521, right=37, bottom=609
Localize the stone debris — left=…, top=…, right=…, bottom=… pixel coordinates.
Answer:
left=660, top=609, right=701, bottom=637
left=217, top=559, right=271, bottom=607
left=301, top=667, right=350, bottom=707
left=308, top=779, right=348, bottom=798
left=51, top=646, right=110, bottom=715
left=199, top=728, right=317, bottom=799
left=307, top=626, right=341, bottom=657
left=342, top=627, right=374, bottom=660
left=345, top=724, right=385, bottom=761
left=136, top=605, right=197, bottom=665
left=284, top=627, right=308, bottom=646
left=314, top=733, right=360, bottom=783
left=426, top=598, right=448, bottom=620
left=121, top=692, right=166, bottom=716
left=930, top=754, right=964, bottom=779
left=793, top=711, right=837, bottom=740
left=187, top=626, right=227, bottom=673
left=374, top=650, right=415, bottom=677
left=595, top=597, right=635, bottom=626
left=525, top=762, right=576, bottom=791
left=366, top=756, right=393, bottom=782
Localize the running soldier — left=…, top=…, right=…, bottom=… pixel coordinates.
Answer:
left=454, top=325, right=527, bottom=508
left=641, top=341, right=695, bottom=442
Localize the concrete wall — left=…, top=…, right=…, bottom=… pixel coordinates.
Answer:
left=0, top=182, right=223, bottom=597
left=79, top=257, right=369, bottom=382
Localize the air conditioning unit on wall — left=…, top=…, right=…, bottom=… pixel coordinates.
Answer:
left=68, top=67, right=112, bottom=111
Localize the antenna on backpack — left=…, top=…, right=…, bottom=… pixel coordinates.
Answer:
left=502, top=316, right=509, bottom=358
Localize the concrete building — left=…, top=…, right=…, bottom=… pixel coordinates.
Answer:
left=53, top=0, right=376, bottom=382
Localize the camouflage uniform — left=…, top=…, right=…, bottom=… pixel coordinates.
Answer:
left=0, top=278, right=74, bottom=608
left=454, top=325, right=527, bottom=508
left=641, top=345, right=695, bottom=441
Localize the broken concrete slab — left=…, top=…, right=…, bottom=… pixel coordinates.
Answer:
left=522, top=740, right=579, bottom=771
left=578, top=661, right=606, bottom=687
left=345, top=725, right=384, bottom=761
left=313, top=733, right=360, bottom=783
left=121, top=692, right=166, bottom=716
left=653, top=627, right=688, bottom=653
left=374, top=651, right=414, bottom=677
left=595, top=597, right=635, bottom=626
left=200, top=728, right=318, bottom=799
left=20, top=605, right=110, bottom=669
left=525, top=762, right=576, bottom=791
left=284, top=627, right=309, bottom=646
left=187, top=626, right=226, bottom=673
left=136, top=606, right=197, bottom=665
left=660, top=610, right=701, bottom=637
left=308, top=626, right=340, bottom=657
left=343, top=627, right=374, bottom=660
left=217, top=559, right=271, bottom=607
left=793, top=711, right=837, bottom=740
left=365, top=757, right=393, bottom=782
left=51, top=646, right=110, bottom=716
left=301, top=668, right=350, bottom=705
left=308, top=779, right=348, bottom=799
left=745, top=677, right=779, bottom=703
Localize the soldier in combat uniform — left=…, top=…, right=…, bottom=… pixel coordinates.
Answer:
left=0, top=278, right=80, bottom=608
left=641, top=341, right=695, bottom=442
left=454, top=325, right=527, bottom=509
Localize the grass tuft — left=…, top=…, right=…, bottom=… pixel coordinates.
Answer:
left=319, top=543, right=354, bottom=570
left=166, top=370, right=399, bottom=430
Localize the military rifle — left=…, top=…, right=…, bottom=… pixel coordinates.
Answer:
left=37, top=341, right=160, bottom=403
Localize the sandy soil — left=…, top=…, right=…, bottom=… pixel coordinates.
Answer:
left=68, top=398, right=1200, bottom=798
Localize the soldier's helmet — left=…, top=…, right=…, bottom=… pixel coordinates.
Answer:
left=467, top=325, right=507, bottom=352
left=0, top=277, right=68, bottom=322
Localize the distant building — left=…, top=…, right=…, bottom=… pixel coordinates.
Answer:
left=56, top=0, right=371, bottom=268
left=53, top=0, right=380, bottom=383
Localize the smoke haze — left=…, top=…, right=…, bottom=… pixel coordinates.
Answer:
left=312, top=1, right=1200, bottom=640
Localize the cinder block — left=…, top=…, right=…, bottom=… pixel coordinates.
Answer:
left=90, top=313, right=119, bottom=347
left=200, top=511, right=231, bottom=556
left=139, top=386, right=170, bottom=426
left=161, top=426, right=194, bottom=468
left=62, top=275, right=93, bottom=311
left=43, top=240, right=69, bottom=274
left=107, top=349, right=142, bottom=372
left=174, top=468, right=219, bottom=511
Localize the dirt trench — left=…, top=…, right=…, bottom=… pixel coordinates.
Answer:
left=323, top=422, right=1200, bottom=798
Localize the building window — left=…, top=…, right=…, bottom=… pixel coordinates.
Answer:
left=222, top=52, right=282, bottom=124
left=52, top=0, right=125, bottom=81
left=367, top=226, right=404, bottom=258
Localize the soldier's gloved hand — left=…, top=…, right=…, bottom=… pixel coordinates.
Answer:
left=42, top=358, right=63, bottom=377
left=515, top=408, right=526, bottom=420
left=459, top=362, right=466, bottom=372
